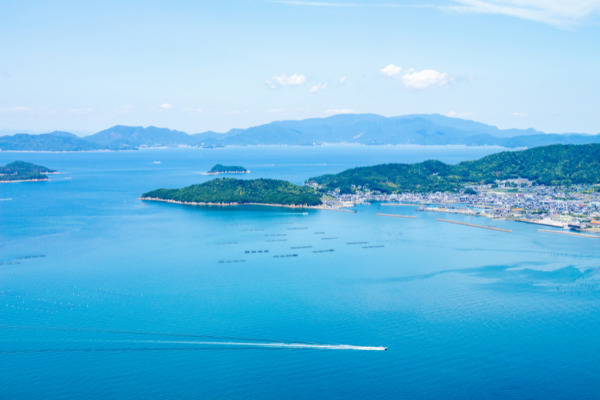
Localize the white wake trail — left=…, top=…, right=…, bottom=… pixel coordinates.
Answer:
left=119, top=339, right=386, bottom=351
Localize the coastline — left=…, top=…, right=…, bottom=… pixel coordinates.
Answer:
left=204, top=170, right=250, bottom=175
left=0, top=144, right=512, bottom=153
left=139, top=196, right=327, bottom=210
left=0, top=178, right=49, bottom=183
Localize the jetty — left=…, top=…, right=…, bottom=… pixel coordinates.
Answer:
left=538, top=229, right=599, bottom=239
left=381, top=203, right=419, bottom=207
left=436, top=218, right=513, bottom=233
left=377, top=213, right=416, bottom=219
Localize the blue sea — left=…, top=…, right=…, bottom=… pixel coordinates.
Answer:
left=1, top=145, right=599, bottom=399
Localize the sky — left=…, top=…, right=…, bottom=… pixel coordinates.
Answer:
left=1, top=0, right=600, bottom=135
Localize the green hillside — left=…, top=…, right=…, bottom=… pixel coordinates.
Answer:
left=142, top=178, right=322, bottom=206
left=308, top=144, right=600, bottom=194
left=0, top=161, right=56, bottom=182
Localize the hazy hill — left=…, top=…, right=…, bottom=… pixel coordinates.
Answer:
left=197, top=114, right=598, bottom=147
left=2, top=114, right=599, bottom=151
left=85, top=125, right=195, bottom=149
left=0, top=132, right=108, bottom=151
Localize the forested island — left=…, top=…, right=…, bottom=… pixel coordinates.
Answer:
left=207, top=164, right=249, bottom=175
left=0, top=161, right=56, bottom=182
left=141, top=178, right=322, bottom=207
left=308, top=144, right=600, bottom=194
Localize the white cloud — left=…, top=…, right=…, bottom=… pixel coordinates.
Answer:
left=448, top=0, right=600, bottom=27
left=340, top=76, right=347, bottom=84
left=309, top=82, right=328, bottom=93
left=380, top=64, right=402, bottom=77
left=267, top=74, right=307, bottom=89
left=402, top=69, right=451, bottom=89
left=160, top=103, right=173, bottom=110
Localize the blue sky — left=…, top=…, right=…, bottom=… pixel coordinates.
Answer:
left=1, top=0, right=599, bottom=135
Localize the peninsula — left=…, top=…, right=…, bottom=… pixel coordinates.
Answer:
left=307, top=144, right=600, bottom=232
left=141, top=178, right=322, bottom=208
left=206, top=164, right=249, bottom=175
left=0, top=161, right=56, bottom=182
left=308, top=144, right=600, bottom=194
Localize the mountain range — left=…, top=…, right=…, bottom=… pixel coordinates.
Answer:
left=1, top=114, right=599, bottom=151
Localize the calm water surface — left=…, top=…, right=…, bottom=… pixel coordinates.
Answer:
left=1, top=146, right=599, bottom=399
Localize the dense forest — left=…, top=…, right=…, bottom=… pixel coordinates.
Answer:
left=0, top=161, right=56, bottom=181
left=207, top=164, right=248, bottom=174
left=142, top=178, right=322, bottom=206
left=308, top=144, right=600, bottom=194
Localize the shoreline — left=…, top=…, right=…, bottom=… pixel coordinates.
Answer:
left=0, top=144, right=512, bottom=153
left=0, top=178, right=49, bottom=183
left=204, top=171, right=250, bottom=175
left=140, top=196, right=337, bottom=210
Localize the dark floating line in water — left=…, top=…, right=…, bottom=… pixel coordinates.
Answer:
left=313, top=249, right=335, bottom=253
left=244, top=250, right=269, bottom=254
left=264, top=233, right=287, bottom=237
left=290, top=246, right=312, bottom=249
left=218, top=259, right=246, bottom=264
left=273, top=254, right=298, bottom=258
left=347, top=241, right=368, bottom=245
left=314, top=232, right=325, bottom=234
left=287, top=227, right=308, bottom=230
left=321, top=237, right=338, bottom=240
left=214, top=242, right=239, bottom=245
left=15, top=254, right=46, bottom=260
left=362, top=245, right=384, bottom=248
left=265, top=239, right=288, bottom=242
left=242, top=228, right=264, bottom=232
left=0, top=261, right=22, bottom=265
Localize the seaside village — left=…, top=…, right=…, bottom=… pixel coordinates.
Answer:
left=312, top=179, right=600, bottom=233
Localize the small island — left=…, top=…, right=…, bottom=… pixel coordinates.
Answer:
left=206, top=164, right=249, bottom=175
left=0, top=161, right=56, bottom=182
left=141, top=178, right=322, bottom=208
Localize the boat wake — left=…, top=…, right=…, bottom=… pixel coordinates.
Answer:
left=119, top=339, right=386, bottom=351
left=0, top=325, right=387, bottom=352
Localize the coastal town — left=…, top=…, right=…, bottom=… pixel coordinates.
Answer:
left=314, top=179, right=600, bottom=233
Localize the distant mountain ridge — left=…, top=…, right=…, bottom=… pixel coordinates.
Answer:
left=1, top=114, right=599, bottom=151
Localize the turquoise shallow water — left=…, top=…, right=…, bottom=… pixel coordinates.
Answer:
left=1, top=146, right=600, bottom=399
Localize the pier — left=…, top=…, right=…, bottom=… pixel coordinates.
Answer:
left=436, top=218, right=513, bottom=233
left=377, top=213, right=416, bottom=219
left=538, top=229, right=599, bottom=238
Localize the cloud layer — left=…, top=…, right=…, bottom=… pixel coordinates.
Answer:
left=448, top=0, right=600, bottom=27
left=381, top=65, right=453, bottom=89
left=267, top=74, right=307, bottom=89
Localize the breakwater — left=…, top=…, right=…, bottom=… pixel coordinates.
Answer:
left=377, top=213, right=416, bottom=219
left=436, top=218, right=513, bottom=233
left=538, top=229, right=599, bottom=238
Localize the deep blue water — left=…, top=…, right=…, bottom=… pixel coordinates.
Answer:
left=1, top=146, right=599, bottom=399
